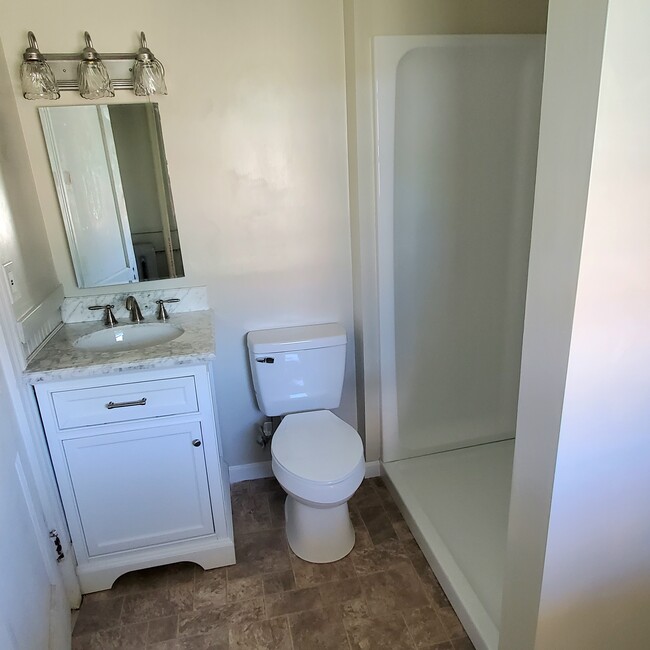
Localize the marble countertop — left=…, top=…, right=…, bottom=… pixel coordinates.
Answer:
left=25, top=310, right=215, bottom=383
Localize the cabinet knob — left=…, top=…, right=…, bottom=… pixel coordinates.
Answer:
left=192, top=439, right=202, bottom=447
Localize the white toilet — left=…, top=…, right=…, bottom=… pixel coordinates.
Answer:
left=247, top=323, right=365, bottom=563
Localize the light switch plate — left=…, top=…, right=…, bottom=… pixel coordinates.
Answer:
left=3, top=261, right=21, bottom=303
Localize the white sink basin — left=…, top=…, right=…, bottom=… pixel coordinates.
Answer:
left=74, top=323, right=184, bottom=353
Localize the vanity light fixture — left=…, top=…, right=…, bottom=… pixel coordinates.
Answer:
left=19, top=31, right=168, bottom=99
left=78, top=32, right=115, bottom=99
left=133, top=32, right=167, bottom=96
left=20, top=32, right=60, bottom=100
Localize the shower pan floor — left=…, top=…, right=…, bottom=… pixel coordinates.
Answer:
left=383, top=439, right=515, bottom=650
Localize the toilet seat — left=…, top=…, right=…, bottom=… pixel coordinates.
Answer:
left=272, top=410, right=363, bottom=482
left=271, top=410, right=365, bottom=506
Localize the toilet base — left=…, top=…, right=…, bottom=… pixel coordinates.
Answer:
left=285, top=495, right=355, bottom=563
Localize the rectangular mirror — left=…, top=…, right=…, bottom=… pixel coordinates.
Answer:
left=39, top=103, right=185, bottom=288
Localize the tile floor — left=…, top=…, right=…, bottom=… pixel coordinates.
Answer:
left=72, top=477, right=475, bottom=649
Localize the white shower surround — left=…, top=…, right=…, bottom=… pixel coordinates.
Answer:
left=375, top=35, right=545, bottom=462
left=373, top=35, right=545, bottom=650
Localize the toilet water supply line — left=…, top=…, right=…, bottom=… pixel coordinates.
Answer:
left=257, top=417, right=280, bottom=447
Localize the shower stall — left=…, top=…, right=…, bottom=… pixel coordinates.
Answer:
left=373, top=36, right=545, bottom=650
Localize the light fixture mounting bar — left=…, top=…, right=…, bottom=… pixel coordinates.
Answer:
left=40, top=52, right=137, bottom=91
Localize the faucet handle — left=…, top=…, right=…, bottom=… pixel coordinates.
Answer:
left=155, top=298, right=180, bottom=321
left=89, top=304, right=118, bottom=327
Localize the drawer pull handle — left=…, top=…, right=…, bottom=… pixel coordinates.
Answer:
left=192, top=439, right=202, bottom=447
left=106, top=398, right=147, bottom=409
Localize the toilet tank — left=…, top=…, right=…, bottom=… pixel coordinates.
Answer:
left=247, top=323, right=346, bottom=417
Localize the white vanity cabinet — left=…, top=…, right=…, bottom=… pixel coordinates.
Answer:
left=34, top=364, right=235, bottom=593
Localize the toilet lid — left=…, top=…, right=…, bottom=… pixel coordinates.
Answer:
left=272, top=410, right=363, bottom=483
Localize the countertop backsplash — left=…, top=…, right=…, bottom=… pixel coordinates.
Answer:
left=61, top=286, right=208, bottom=323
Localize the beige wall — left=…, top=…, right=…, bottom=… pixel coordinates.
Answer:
left=0, top=0, right=548, bottom=466
left=0, top=45, right=58, bottom=322
left=0, top=1, right=356, bottom=467
left=343, top=0, right=548, bottom=460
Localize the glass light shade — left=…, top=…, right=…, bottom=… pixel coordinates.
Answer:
left=133, top=59, right=167, bottom=96
left=78, top=60, right=115, bottom=100
left=20, top=60, right=60, bottom=100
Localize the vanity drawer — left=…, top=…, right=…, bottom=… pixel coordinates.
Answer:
left=51, top=376, right=198, bottom=430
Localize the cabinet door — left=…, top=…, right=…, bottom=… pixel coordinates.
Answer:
left=63, top=421, right=214, bottom=556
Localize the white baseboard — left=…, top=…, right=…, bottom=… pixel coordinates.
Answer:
left=364, top=460, right=381, bottom=478
left=229, top=459, right=382, bottom=484
left=229, top=461, right=273, bottom=484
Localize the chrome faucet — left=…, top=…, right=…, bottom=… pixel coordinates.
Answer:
left=88, top=304, right=118, bottom=327
left=155, top=298, right=180, bottom=321
left=125, top=296, right=144, bottom=323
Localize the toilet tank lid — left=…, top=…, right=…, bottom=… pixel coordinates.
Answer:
left=247, top=323, right=346, bottom=354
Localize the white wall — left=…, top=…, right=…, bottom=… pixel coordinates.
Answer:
left=0, top=46, right=59, bottom=323
left=0, top=45, right=77, bottom=644
left=343, top=0, right=548, bottom=460
left=499, top=0, right=608, bottom=645
left=502, top=0, right=650, bottom=647
left=0, top=1, right=356, bottom=467
left=535, top=0, right=650, bottom=645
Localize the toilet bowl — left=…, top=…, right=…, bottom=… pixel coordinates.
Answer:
left=271, top=410, right=364, bottom=563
